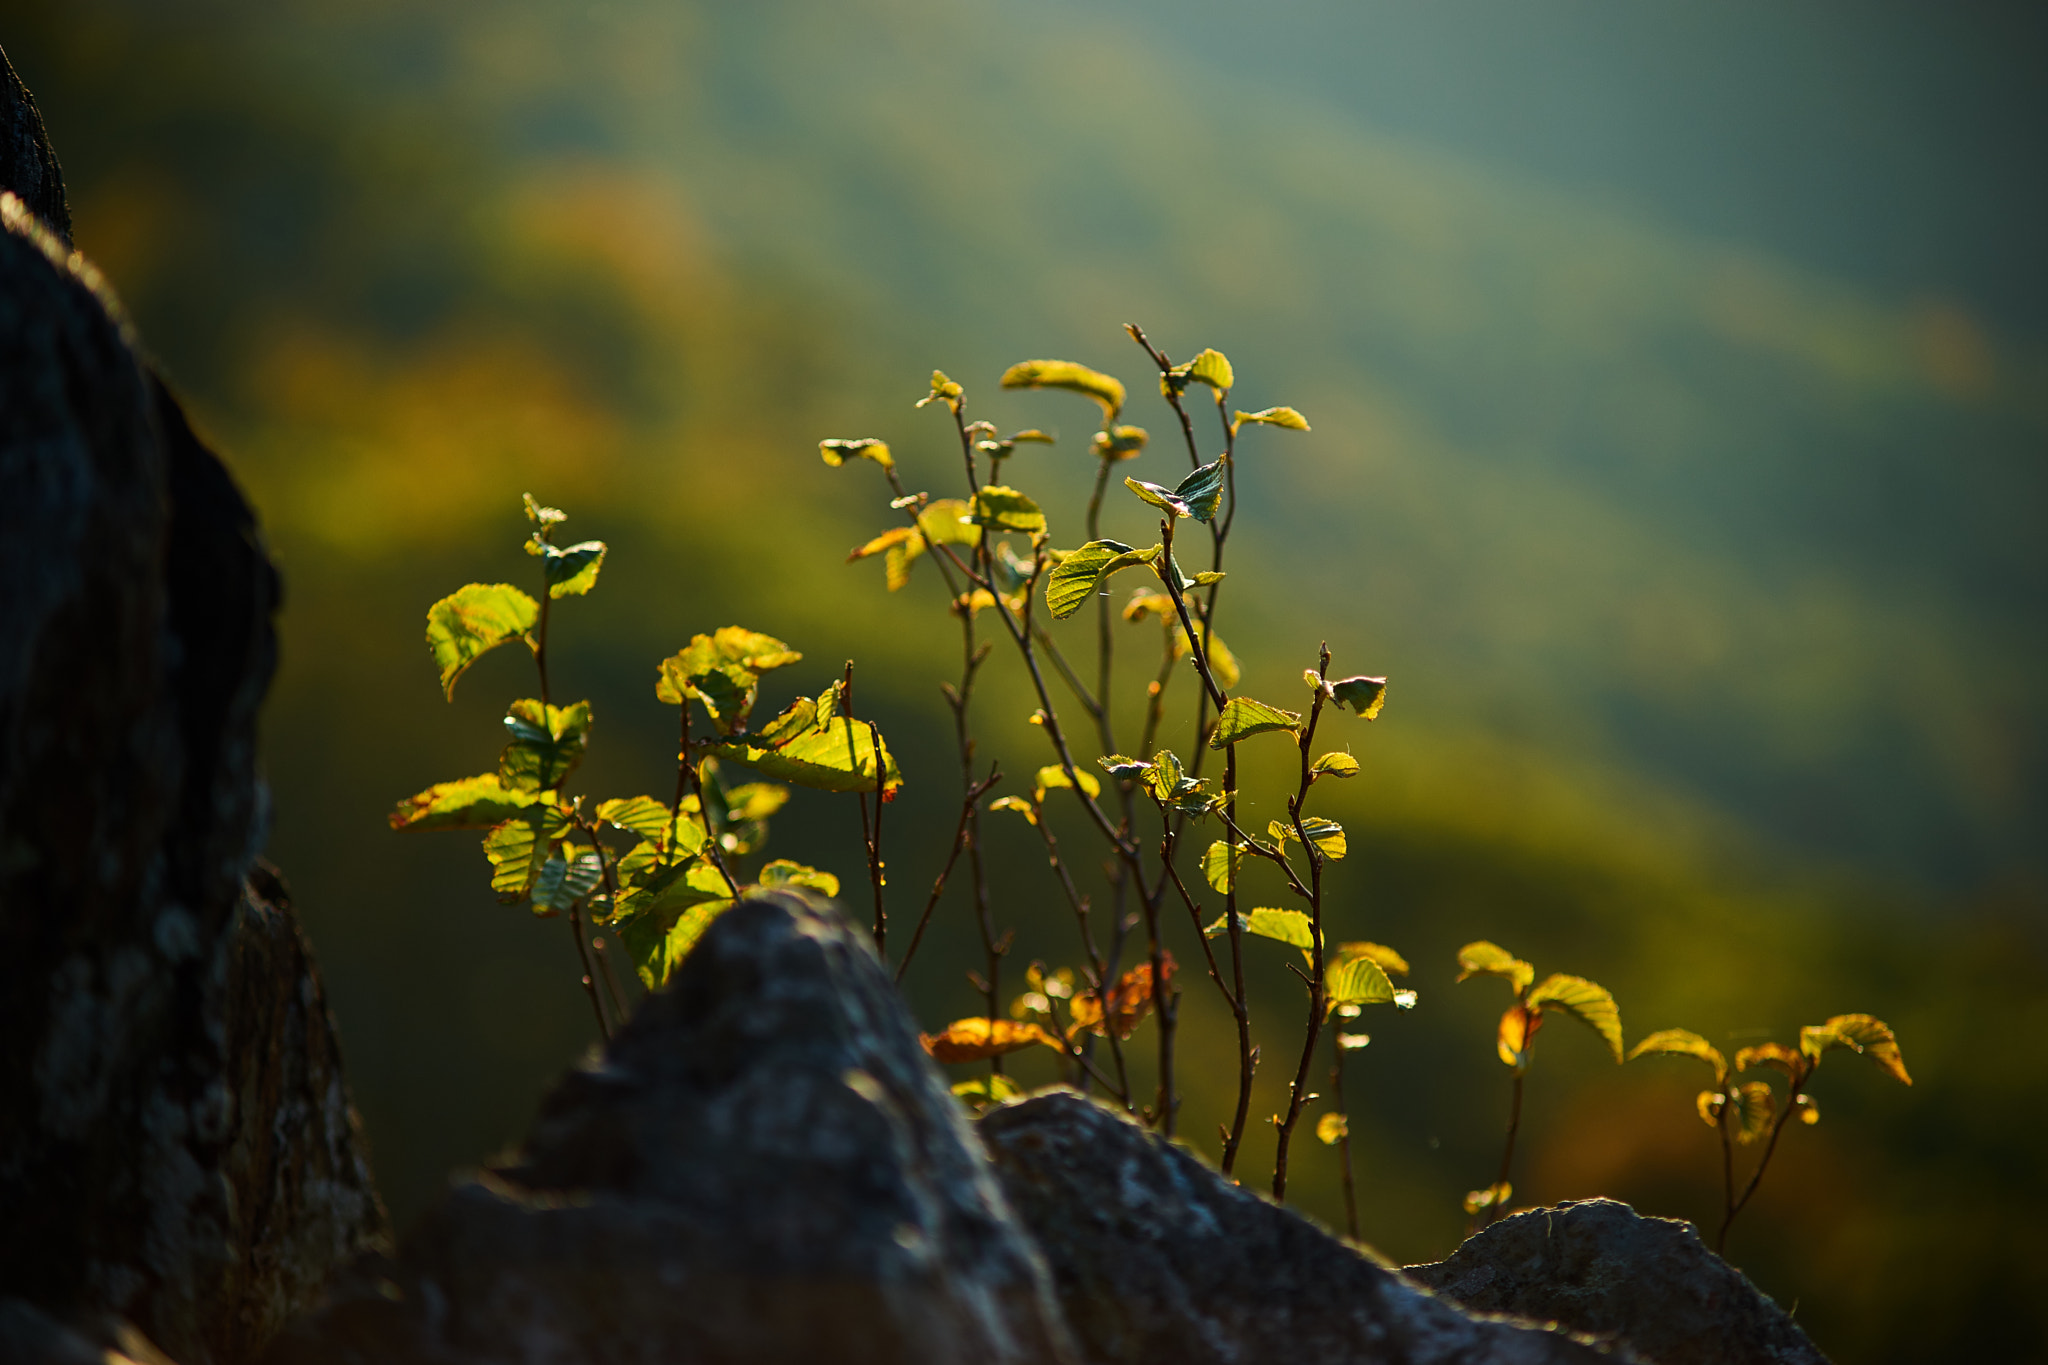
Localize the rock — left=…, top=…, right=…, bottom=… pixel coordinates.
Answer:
left=0, top=57, right=387, bottom=1364
left=1, top=45, right=69, bottom=243
left=0, top=1298, right=178, bottom=1365
left=978, top=1090, right=1629, bottom=1365
left=1404, top=1199, right=1827, bottom=1365
left=268, top=892, right=1077, bottom=1365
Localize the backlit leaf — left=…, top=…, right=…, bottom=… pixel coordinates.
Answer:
left=1819, top=1013, right=1913, bottom=1085
left=390, top=774, right=532, bottom=831
left=1034, top=764, right=1101, bottom=801
left=1097, top=754, right=1153, bottom=779
left=1234, top=405, right=1310, bottom=432
left=426, top=583, right=538, bottom=700
left=921, top=1017, right=1060, bottom=1063
left=1335, top=941, right=1410, bottom=976
left=970, top=485, right=1047, bottom=535
left=1311, top=751, right=1360, bottom=779
left=920, top=497, right=983, bottom=547
left=1090, top=425, right=1149, bottom=461
left=1497, top=1003, right=1540, bottom=1069
left=819, top=437, right=894, bottom=470
left=1735, top=1042, right=1806, bottom=1083
left=988, top=795, right=1037, bottom=824
left=1277, top=815, right=1348, bottom=861
left=1067, top=953, right=1176, bottom=1040
left=1629, top=1028, right=1728, bottom=1085
left=1329, top=676, right=1388, bottom=719
left=532, top=850, right=605, bottom=915
left=1203, top=907, right=1313, bottom=954
left=1731, top=1080, right=1777, bottom=1144
left=1456, top=941, right=1535, bottom=995
left=1046, top=539, right=1161, bottom=619
left=1210, top=697, right=1304, bottom=748
left=522, top=492, right=567, bottom=527
left=483, top=805, right=572, bottom=903
left=1328, top=954, right=1399, bottom=1012
left=1174, top=459, right=1227, bottom=523
left=713, top=691, right=903, bottom=796
left=1528, top=974, right=1624, bottom=1062
left=850, top=525, right=920, bottom=563
left=757, top=859, right=840, bottom=898
left=1796, top=1093, right=1820, bottom=1125
left=1464, top=1182, right=1512, bottom=1215
left=1123, top=476, right=1190, bottom=518
left=1000, top=358, right=1125, bottom=420
left=1316, top=1112, right=1348, bottom=1145
left=527, top=537, right=607, bottom=598
left=1171, top=623, right=1242, bottom=690
left=655, top=627, right=803, bottom=732
left=1201, top=839, right=1245, bottom=893
left=1178, top=347, right=1234, bottom=392
left=726, top=783, right=790, bottom=822
left=499, top=698, right=593, bottom=793
left=1696, top=1090, right=1724, bottom=1128
left=917, top=370, right=963, bottom=409
left=643, top=897, right=739, bottom=986
left=951, top=1074, right=1025, bottom=1109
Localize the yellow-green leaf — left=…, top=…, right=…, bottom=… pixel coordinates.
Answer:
left=426, top=583, right=538, bottom=700
left=758, top=859, right=840, bottom=898
left=389, top=774, right=533, bottom=832
left=819, top=437, right=894, bottom=470
left=988, top=795, right=1038, bottom=823
left=1818, top=1013, right=1913, bottom=1086
left=1497, top=1003, right=1537, bottom=1069
left=917, top=370, right=963, bottom=409
left=482, top=805, right=571, bottom=902
left=1172, top=623, right=1242, bottom=690
left=1629, top=1028, right=1728, bottom=1085
left=1732, top=1080, right=1776, bottom=1144
left=1178, top=347, right=1234, bottom=392
left=1000, top=358, right=1125, bottom=420
left=1328, top=954, right=1399, bottom=1012
left=1696, top=1090, right=1724, bottom=1129
left=1316, top=1112, right=1348, bottom=1146
left=1090, top=424, right=1149, bottom=461
left=713, top=695, right=903, bottom=796
left=522, top=492, right=567, bottom=527
left=532, top=850, right=605, bottom=916
left=1277, top=815, right=1347, bottom=860
left=919, top=497, right=982, bottom=547
left=1124, top=476, right=1190, bottom=519
left=1528, top=974, right=1624, bottom=1062
left=1234, top=405, right=1310, bottom=432
left=970, top=485, right=1046, bottom=535
left=1735, top=1042, right=1806, bottom=1083
left=1210, top=696, right=1304, bottom=748
left=1311, top=751, right=1360, bottom=779
left=1045, top=540, right=1161, bottom=619
left=1201, top=839, right=1245, bottom=894
left=951, top=1074, right=1025, bottom=1109
left=527, top=537, right=607, bottom=599
left=655, top=627, right=803, bottom=732
left=725, top=783, right=790, bottom=822
left=849, top=525, right=920, bottom=563
left=596, top=795, right=672, bottom=842
left=1329, top=676, right=1388, bottom=719
left=1335, top=941, right=1410, bottom=977
left=499, top=698, right=593, bottom=794
left=1034, top=764, right=1101, bottom=801
left=1796, top=1093, right=1820, bottom=1125
left=1456, top=941, right=1535, bottom=994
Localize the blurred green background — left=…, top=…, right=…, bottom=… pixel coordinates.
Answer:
left=5, top=1, right=2044, bottom=1358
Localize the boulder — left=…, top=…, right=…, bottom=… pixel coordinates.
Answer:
left=979, top=1090, right=1630, bottom=1364
left=268, top=893, right=1077, bottom=1365
left=1405, top=1199, right=1827, bottom=1365
left=1, top=52, right=387, bottom=1364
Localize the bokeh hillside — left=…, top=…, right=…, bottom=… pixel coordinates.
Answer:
left=5, top=2, right=2043, bottom=1359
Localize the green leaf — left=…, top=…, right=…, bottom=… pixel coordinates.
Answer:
left=1335, top=941, right=1410, bottom=976
left=725, top=783, right=790, bottom=822
left=917, top=370, right=963, bottom=409
left=951, top=1074, right=1025, bottom=1109
left=1328, top=954, right=1398, bottom=1010
left=1090, top=425, right=1149, bottom=461
left=819, top=437, right=894, bottom=470
left=713, top=689, right=903, bottom=796
left=1276, top=815, right=1347, bottom=860
left=970, top=485, right=1047, bottom=535
left=483, top=805, right=572, bottom=902
left=389, top=774, right=533, bottom=831
left=1175, top=347, right=1234, bottom=392
left=526, top=537, right=607, bottom=598
left=1329, top=676, right=1388, bottom=719
left=1527, top=974, right=1624, bottom=1062
left=988, top=795, right=1038, bottom=824
left=1311, top=751, right=1360, bottom=779
left=1202, top=840, right=1245, bottom=893
left=758, top=859, right=840, bottom=898
left=1456, top=941, right=1536, bottom=995
left=595, top=796, right=673, bottom=842
left=1808, top=1013, right=1912, bottom=1085
left=1171, top=622, right=1242, bottom=690
left=1210, top=697, right=1304, bottom=748
left=1097, top=753, right=1153, bottom=779
left=1731, top=1080, right=1777, bottom=1145
left=619, top=893, right=738, bottom=989
left=1191, top=570, right=1226, bottom=587
left=655, top=627, right=803, bottom=732
left=1000, top=358, right=1126, bottom=420
left=523, top=492, right=567, bottom=527
left=532, top=850, right=605, bottom=915
left=1124, top=476, right=1190, bottom=519
left=1628, top=1028, right=1729, bottom=1086
left=1240, top=906, right=1314, bottom=953
left=1174, top=459, right=1226, bottom=524
left=1034, top=764, right=1101, bottom=801
left=426, top=583, right=538, bottom=700
left=1234, top=405, right=1310, bottom=432
left=920, top=497, right=983, bottom=547
left=499, top=699, right=593, bottom=794
left=1045, top=540, right=1161, bottom=620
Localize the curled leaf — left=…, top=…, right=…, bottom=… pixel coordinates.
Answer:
left=1175, top=347, right=1234, bottom=392
left=1456, top=941, right=1535, bottom=995
left=1629, top=1028, right=1728, bottom=1086
left=1034, top=764, right=1102, bottom=801
left=1124, top=476, right=1190, bottom=519
left=1735, top=1042, right=1806, bottom=1083
left=819, top=437, right=894, bottom=470
left=1311, top=751, right=1360, bottom=779
left=1796, top=1093, right=1820, bottom=1125
left=1527, top=974, right=1624, bottom=1063
left=1234, top=405, right=1310, bottom=432
left=1097, top=754, right=1153, bottom=779
left=917, top=370, right=963, bottom=409
left=426, top=583, right=539, bottom=700
left=1696, top=1090, right=1724, bottom=1128
left=757, top=859, right=840, bottom=898
left=1497, top=1003, right=1541, bottom=1070
left=1000, top=358, right=1125, bottom=420
left=921, top=1017, right=1060, bottom=1063
left=1091, top=425, right=1149, bottom=461
left=1819, top=1013, right=1912, bottom=1086
left=522, top=492, right=567, bottom=527
left=1329, top=676, right=1388, bottom=719
left=1335, top=941, right=1410, bottom=976
left=988, top=795, right=1038, bottom=824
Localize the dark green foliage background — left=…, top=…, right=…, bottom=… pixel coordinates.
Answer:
left=4, top=2, right=2043, bottom=1358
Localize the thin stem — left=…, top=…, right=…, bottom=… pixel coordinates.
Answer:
left=1220, top=745, right=1254, bottom=1174
left=1333, top=1050, right=1359, bottom=1241
left=579, top=819, right=631, bottom=1022
left=895, top=767, right=1002, bottom=984
left=565, top=901, right=610, bottom=1040
left=1487, top=1073, right=1526, bottom=1229
left=1271, top=645, right=1332, bottom=1200
left=1145, top=817, right=1180, bottom=1134
left=1718, top=1094, right=1736, bottom=1245
left=1719, top=1078, right=1803, bottom=1253
left=591, top=934, right=629, bottom=1021
left=866, top=719, right=887, bottom=951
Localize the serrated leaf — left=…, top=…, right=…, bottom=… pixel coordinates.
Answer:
left=1497, top=1003, right=1539, bottom=1069
left=1335, top=941, right=1410, bottom=976
left=1000, top=358, right=1125, bottom=420
left=614, top=854, right=733, bottom=928
left=596, top=795, right=672, bottom=842
left=1819, top=1013, right=1912, bottom=1085
left=655, top=627, right=803, bottom=732
left=970, top=485, right=1046, bottom=535
left=712, top=694, right=902, bottom=796
left=1731, top=1080, right=1777, bottom=1144
left=1277, top=815, right=1348, bottom=860
left=1316, top=1112, right=1348, bottom=1145
left=1210, top=696, right=1304, bottom=748
left=758, top=859, right=840, bottom=898
left=1234, top=405, right=1310, bottom=432
left=1045, top=540, right=1161, bottom=619
left=527, top=537, right=606, bottom=599
left=499, top=698, right=593, bottom=794
left=1178, top=347, right=1234, bottom=392
left=1202, top=840, right=1245, bottom=893
left=1090, top=424, right=1149, bottom=461
left=1456, top=941, right=1536, bottom=994
left=1528, top=974, right=1624, bottom=1062
left=819, top=437, right=894, bottom=469
left=1066, top=953, right=1175, bottom=1041
left=1628, top=1028, right=1728, bottom=1085
left=921, top=1017, right=1060, bottom=1063
left=1311, top=751, right=1360, bottom=779
left=426, top=583, right=538, bottom=700
left=483, top=805, right=572, bottom=902
left=1174, top=459, right=1227, bottom=523
left=523, top=492, right=567, bottom=526
left=1124, top=476, right=1190, bottom=519
left=1328, top=954, right=1399, bottom=1012
left=1735, top=1042, right=1806, bottom=1082
left=389, top=774, right=533, bottom=831
left=1033, top=764, right=1101, bottom=801
left=1097, top=753, right=1153, bottom=779
left=1329, top=676, right=1388, bottom=719
left=532, top=850, right=605, bottom=915
left=619, top=895, right=738, bottom=988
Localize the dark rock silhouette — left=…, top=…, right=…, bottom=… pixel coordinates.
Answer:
left=1407, top=1199, right=1827, bottom=1365
left=268, top=893, right=1077, bottom=1365
left=0, top=48, right=386, bottom=1365
left=979, top=1090, right=1631, bottom=1364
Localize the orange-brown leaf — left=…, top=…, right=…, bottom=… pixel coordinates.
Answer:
left=1496, top=1003, right=1541, bottom=1070
left=1067, top=953, right=1178, bottom=1041
left=1820, top=1013, right=1912, bottom=1086
left=1735, top=1041, right=1806, bottom=1083
left=920, top=1017, right=1059, bottom=1063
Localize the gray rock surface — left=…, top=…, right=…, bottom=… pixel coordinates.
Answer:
left=1, top=45, right=69, bottom=242
left=1406, top=1199, right=1828, bottom=1365
left=979, top=1090, right=1629, bottom=1365
left=1, top=53, right=387, bottom=1364
left=268, top=892, right=1077, bottom=1365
